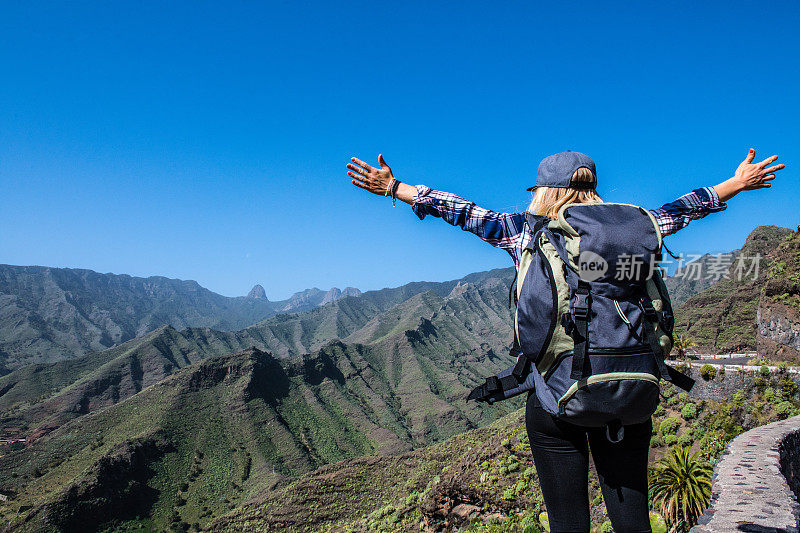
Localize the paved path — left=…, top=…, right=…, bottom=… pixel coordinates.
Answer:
left=691, top=414, right=800, bottom=532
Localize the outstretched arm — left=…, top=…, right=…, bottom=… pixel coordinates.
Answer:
left=652, top=148, right=786, bottom=237
left=347, top=155, right=526, bottom=260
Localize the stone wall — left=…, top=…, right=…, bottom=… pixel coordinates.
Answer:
left=782, top=429, right=800, bottom=514
left=675, top=365, right=800, bottom=402
left=690, top=414, right=800, bottom=532
left=758, top=301, right=800, bottom=364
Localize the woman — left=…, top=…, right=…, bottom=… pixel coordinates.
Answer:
left=346, top=149, right=784, bottom=533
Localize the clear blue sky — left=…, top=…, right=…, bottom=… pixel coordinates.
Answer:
left=1, top=1, right=798, bottom=299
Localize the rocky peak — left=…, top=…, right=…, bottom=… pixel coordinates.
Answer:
left=320, top=287, right=342, bottom=305
left=448, top=281, right=471, bottom=298
left=246, top=284, right=268, bottom=300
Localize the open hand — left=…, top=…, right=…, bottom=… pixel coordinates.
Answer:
left=733, top=149, right=785, bottom=191
left=347, top=154, right=394, bottom=195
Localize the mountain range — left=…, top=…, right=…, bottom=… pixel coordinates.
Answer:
left=0, top=264, right=361, bottom=372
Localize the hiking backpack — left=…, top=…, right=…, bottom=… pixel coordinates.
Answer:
left=467, top=202, right=694, bottom=440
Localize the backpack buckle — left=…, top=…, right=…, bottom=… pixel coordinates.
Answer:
left=640, top=297, right=658, bottom=322
left=512, top=353, right=531, bottom=382
left=485, top=376, right=501, bottom=394
left=573, top=293, right=590, bottom=319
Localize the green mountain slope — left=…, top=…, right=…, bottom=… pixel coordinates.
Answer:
left=0, top=347, right=367, bottom=531
left=0, top=269, right=516, bottom=442
left=757, top=227, right=800, bottom=362
left=673, top=225, right=793, bottom=353
left=210, top=409, right=540, bottom=533
left=0, top=333, right=521, bottom=532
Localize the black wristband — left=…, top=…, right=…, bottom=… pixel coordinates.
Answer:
left=390, top=179, right=401, bottom=206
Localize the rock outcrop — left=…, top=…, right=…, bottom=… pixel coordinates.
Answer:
left=246, top=284, right=268, bottom=299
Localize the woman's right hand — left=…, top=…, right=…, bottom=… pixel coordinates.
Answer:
left=347, top=154, right=395, bottom=196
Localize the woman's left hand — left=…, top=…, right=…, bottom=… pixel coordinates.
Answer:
left=347, top=154, right=394, bottom=195
left=714, top=148, right=787, bottom=202
left=733, top=149, right=785, bottom=191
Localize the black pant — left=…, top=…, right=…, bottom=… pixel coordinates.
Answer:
left=525, top=393, right=652, bottom=533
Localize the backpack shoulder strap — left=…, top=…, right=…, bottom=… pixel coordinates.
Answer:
left=509, top=215, right=551, bottom=309
left=570, top=279, right=592, bottom=381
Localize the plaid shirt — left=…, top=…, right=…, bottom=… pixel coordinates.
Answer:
left=411, top=185, right=726, bottom=269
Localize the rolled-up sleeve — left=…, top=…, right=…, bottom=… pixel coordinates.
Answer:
left=649, top=187, right=727, bottom=237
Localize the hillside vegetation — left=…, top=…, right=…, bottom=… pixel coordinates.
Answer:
left=757, top=227, right=800, bottom=362
left=0, top=336, right=524, bottom=531
left=673, top=225, right=793, bottom=353
left=211, top=371, right=800, bottom=533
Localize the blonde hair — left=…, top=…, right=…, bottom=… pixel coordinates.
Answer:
left=527, top=167, right=603, bottom=219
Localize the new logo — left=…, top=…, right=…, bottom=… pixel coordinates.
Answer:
left=578, top=250, right=608, bottom=281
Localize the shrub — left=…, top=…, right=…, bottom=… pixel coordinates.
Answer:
left=520, top=515, right=542, bottom=533
left=677, top=434, right=692, bottom=447
left=779, top=377, right=798, bottom=401
left=699, top=364, right=717, bottom=381
left=667, top=394, right=681, bottom=406
left=692, top=423, right=706, bottom=441
left=760, top=365, right=771, bottom=377
left=678, top=392, right=688, bottom=402
left=775, top=401, right=796, bottom=419
left=600, top=521, right=614, bottom=532
left=675, top=363, right=690, bottom=373
left=681, top=403, right=697, bottom=420
left=659, top=417, right=680, bottom=436
left=699, top=434, right=725, bottom=459
left=764, top=387, right=776, bottom=403
left=733, top=390, right=747, bottom=406
left=654, top=404, right=666, bottom=417
left=779, top=362, right=788, bottom=374
left=664, top=434, right=678, bottom=446
left=651, top=435, right=665, bottom=448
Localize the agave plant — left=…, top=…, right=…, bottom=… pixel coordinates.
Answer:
left=672, top=333, right=696, bottom=361
left=650, top=446, right=713, bottom=532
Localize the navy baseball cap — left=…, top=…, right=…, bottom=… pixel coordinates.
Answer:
left=527, top=150, right=597, bottom=191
